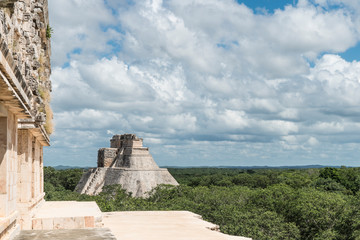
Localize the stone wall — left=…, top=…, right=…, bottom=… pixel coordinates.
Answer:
left=0, top=107, right=19, bottom=240
left=110, top=134, right=143, bottom=148
left=17, top=129, right=45, bottom=230
left=0, top=0, right=52, bottom=133
left=0, top=0, right=51, bottom=238
left=97, top=148, right=117, bottom=167
left=0, top=109, right=17, bottom=219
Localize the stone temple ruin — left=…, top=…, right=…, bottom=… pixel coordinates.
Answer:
left=0, top=0, right=52, bottom=238
left=75, top=134, right=179, bottom=198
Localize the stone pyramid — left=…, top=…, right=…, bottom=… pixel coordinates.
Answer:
left=75, top=134, right=178, bottom=197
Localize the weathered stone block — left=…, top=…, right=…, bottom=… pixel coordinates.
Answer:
left=53, top=218, right=65, bottom=230
left=20, top=182, right=30, bottom=202
left=0, top=194, right=7, bottom=217
left=41, top=218, right=53, bottom=230
left=63, top=217, right=76, bottom=229
left=84, top=216, right=94, bottom=228
left=20, top=166, right=31, bottom=183
left=32, top=218, right=42, bottom=230
left=74, top=217, right=85, bottom=229
left=97, top=148, right=117, bottom=167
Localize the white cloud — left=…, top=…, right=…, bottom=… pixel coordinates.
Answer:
left=279, top=108, right=299, bottom=120
left=268, top=3, right=357, bottom=55
left=310, top=121, right=345, bottom=134
left=307, top=137, right=319, bottom=146
left=309, top=54, right=360, bottom=106
left=49, top=0, right=120, bottom=66
left=46, top=0, right=360, bottom=167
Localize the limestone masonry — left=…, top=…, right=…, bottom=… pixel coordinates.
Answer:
left=0, top=0, right=52, bottom=239
left=75, top=134, right=179, bottom=198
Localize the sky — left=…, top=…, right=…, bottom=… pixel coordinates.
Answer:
left=45, top=0, right=360, bottom=167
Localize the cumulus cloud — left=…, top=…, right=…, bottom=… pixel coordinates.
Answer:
left=49, top=0, right=121, bottom=66
left=45, top=0, right=360, bottom=166
left=309, top=54, right=360, bottom=107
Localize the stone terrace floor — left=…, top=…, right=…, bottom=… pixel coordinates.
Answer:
left=103, top=211, right=251, bottom=240
left=14, top=209, right=252, bottom=240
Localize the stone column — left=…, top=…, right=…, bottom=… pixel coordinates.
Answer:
left=0, top=116, right=8, bottom=217
left=7, top=112, right=18, bottom=217
left=17, top=129, right=47, bottom=229
left=17, top=130, right=32, bottom=204
left=33, top=139, right=41, bottom=198
left=0, top=111, right=18, bottom=219
left=40, top=147, right=43, bottom=194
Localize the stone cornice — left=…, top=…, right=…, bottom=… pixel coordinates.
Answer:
left=18, top=119, right=50, bottom=146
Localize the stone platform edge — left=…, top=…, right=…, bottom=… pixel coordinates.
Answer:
left=30, top=201, right=103, bottom=231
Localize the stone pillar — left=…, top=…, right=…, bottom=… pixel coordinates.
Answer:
left=0, top=112, right=18, bottom=218
left=0, top=111, right=19, bottom=238
left=0, top=106, right=20, bottom=238
left=31, top=137, right=35, bottom=200
left=40, top=147, right=43, bottom=194
left=17, top=129, right=46, bottom=229
left=33, top=139, right=41, bottom=198
left=0, top=116, right=7, bottom=217
left=17, top=130, right=32, bottom=204
left=8, top=111, right=18, bottom=217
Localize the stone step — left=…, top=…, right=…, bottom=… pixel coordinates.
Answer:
left=31, top=201, right=103, bottom=230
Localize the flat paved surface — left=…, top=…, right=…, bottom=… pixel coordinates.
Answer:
left=33, top=201, right=102, bottom=219
left=13, top=228, right=116, bottom=240
left=103, top=211, right=251, bottom=240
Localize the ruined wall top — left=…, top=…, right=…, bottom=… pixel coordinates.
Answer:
left=0, top=0, right=52, bottom=134
left=110, top=134, right=143, bottom=149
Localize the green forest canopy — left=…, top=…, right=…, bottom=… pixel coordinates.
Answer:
left=44, top=166, right=360, bottom=240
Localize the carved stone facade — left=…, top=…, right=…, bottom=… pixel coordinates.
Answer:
left=0, top=0, right=51, bottom=239
left=76, top=134, right=179, bottom=198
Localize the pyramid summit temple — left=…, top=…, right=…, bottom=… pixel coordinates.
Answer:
left=75, top=134, right=179, bottom=198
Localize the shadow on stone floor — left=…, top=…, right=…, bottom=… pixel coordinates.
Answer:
left=14, top=228, right=116, bottom=240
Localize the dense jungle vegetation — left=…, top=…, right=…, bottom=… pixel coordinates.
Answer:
left=44, top=166, right=360, bottom=240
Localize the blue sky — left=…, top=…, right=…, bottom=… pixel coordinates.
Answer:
left=45, top=0, right=360, bottom=167
left=238, top=0, right=296, bottom=12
